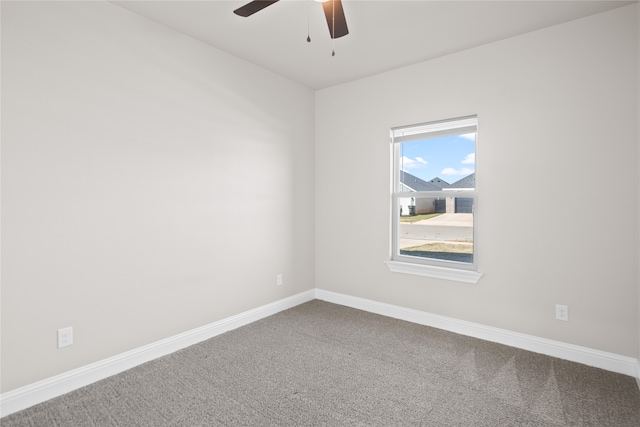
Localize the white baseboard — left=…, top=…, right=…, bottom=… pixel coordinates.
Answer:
left=315, top=289, right=640, bottom=379
left=0, top=290, right=315, bottom=418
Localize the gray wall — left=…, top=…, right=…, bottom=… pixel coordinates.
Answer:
left=1, top=1, right=316, bottom=392
left=316, top=5, right=639, bottom=358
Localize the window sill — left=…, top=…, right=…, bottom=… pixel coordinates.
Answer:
left=385, top=260, right=483, bottom=284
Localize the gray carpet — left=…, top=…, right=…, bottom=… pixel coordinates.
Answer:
left=3, top=300, right=640, bottom=426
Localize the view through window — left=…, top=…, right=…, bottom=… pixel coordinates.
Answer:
left=391, top=116, right=477, bottom=270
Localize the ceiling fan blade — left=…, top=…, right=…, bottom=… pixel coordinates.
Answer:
left=233, top=0, right=280, bottom=17
left=322, top=0, right=349, bottom=39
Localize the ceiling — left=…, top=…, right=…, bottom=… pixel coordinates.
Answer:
left=112, top=0, right=634, bottom=89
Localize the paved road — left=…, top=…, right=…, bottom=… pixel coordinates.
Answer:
left=399, top=214, right=473, bottom=249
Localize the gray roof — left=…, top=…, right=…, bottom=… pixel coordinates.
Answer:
left=401, top=172, right=474, bottom=191
left=427, top=177, right=450, bottom=189
left=400, top=171, right=443, bottom=191
left=448, top=173, right=475, bottom=189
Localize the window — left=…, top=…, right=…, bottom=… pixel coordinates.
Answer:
left=385, top=116, right=482, bottom=283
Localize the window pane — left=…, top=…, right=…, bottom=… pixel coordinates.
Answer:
left=399, top=204, right=474, bottom=263
left=395, top=127, right=476, bottom=265
left=397, top=134, right=475, bottom=192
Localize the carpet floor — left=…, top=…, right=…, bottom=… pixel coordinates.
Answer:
left=3, top=300, right=640, bottom=426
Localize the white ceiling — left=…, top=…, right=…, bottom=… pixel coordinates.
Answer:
left=112, top=0, right=634, bottom=89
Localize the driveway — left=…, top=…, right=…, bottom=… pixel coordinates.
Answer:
left=399, top=213, right=473, bottom=249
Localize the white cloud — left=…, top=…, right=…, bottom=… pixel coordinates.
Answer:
left=400, top=156, right=428, bottom=170
left=460, top=133, right=476, bottom=141
left=441, top=167, right=474, bottom=177
left=461, top=153, right=475, bottom=164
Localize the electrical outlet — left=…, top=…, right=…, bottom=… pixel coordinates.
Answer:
left=58, top=327, right=73, bottom=348
left=277, top=274, right=283, bottom=286
left=555, top=305, right=569, bottom=321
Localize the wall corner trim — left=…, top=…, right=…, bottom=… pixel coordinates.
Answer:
left=0, top=290, right=316, bottom=418
left=314, top=289, right=639, bottom=379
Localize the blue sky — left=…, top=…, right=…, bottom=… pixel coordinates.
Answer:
left=400, top=133, right=475, bottom=184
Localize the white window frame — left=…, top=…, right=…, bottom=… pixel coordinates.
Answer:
left=385, top=116, right=483, bottom=284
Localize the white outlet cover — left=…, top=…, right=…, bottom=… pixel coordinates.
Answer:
left=58, top=327, right=73, bottom=348
left=555, top=305, right=569, bottom=321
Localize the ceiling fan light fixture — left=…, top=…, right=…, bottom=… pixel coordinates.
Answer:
left=234, top=0, right=348, bottom=39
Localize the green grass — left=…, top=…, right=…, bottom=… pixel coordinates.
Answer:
left=399, top=213, right=443, bottom=223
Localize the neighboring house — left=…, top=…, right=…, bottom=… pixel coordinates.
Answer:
left=400, top=171, right=474, bottom=215
left=444, top=173, right=475, bottom=213
left=399, top=171, right=448, bottom=215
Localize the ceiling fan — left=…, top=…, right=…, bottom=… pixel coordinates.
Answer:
left=233, top=0, right=349, bottom=39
